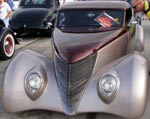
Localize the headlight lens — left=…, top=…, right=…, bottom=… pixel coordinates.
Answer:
left=101, top=75, right=117, bottom=96
left=28, top=73, right=42, bottom=91
left=26, top=72, right=43, bottom=94
left=25, top=66, right=47, bottom=101
left=97, top=71, right=120, bottom=104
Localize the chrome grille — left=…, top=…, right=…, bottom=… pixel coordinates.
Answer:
left=54, top=53, right=97, bottom=114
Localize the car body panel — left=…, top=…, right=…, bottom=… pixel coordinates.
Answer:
left=78, top=52, right=148, bottom=118
left=9, top=0, right=59, bottom=34
left=53, top=28, right=128, bottom=63
left=2, top=50, right=148, bottom=118
left=3, top=50, right=64, bottom=112
left=2, top=1, right=149, bottom=118
left=0, top=27, right=18, bottom=44
left=10, top=8, right=56, bottom=32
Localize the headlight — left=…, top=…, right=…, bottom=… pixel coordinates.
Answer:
left=101, top=75, right=117, bottom=96
left=28, top=73, right=42, bottom=93
left=97, top=71, right=120, bottom=104
left=25, top=66, right=47, bottom=100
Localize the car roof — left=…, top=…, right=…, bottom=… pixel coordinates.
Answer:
left=59, top=1, right=131, bottom=10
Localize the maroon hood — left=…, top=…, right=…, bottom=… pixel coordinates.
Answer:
left=53, top=28, right=126, bottom=63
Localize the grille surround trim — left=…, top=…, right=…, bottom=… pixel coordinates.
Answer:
left=54, top=52, right=97, bottom=115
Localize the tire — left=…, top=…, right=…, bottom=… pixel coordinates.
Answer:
left=0, top=31, right=15, bottom=60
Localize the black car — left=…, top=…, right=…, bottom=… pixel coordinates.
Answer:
left=9, top=0, right=60, bottom=37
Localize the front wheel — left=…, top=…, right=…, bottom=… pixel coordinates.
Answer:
left=0, top=31, right=15, bottom=60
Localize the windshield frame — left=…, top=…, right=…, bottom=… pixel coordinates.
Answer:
left=56, top=8, right=125, bottom=33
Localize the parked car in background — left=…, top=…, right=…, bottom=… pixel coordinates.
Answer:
left=9, top=0, right=59, bottom=37
left=2, top=1, right=148, bottom=118
left=0, top=19, right=18, bottom=60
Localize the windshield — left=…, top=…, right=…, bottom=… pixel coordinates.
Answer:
left=57, top=9, right=124, bottom=32
left=20, top=0, right=51, bottom=8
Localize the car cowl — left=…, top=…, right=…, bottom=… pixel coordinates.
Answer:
left=53, top=28, right=127, bottom=63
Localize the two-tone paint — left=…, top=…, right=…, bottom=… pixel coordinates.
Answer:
left=2, top=1, right=149, bottom=118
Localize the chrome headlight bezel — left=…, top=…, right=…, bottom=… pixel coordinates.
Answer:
left=97, top=70, right=120, bottom=104
left=25, top=66, right=47, bottom=101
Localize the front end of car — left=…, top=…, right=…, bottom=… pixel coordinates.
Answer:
left=2, top=1, right=149, bottom=118
left=50, top=25, right=148, bottom=117
left=2, top=43, right=148, bottom=118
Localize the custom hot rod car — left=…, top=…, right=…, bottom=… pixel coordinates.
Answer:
left=0, top=19, right=18, bottom=60
left=9, top=0, right=60, bottom=36
left=2, top=1, right=149, bottom=118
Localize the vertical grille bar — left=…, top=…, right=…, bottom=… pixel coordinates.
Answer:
left=54, top=53, right=97, bottom=115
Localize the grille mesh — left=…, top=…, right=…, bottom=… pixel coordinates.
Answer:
left=54, top=53, right=97, bottom=114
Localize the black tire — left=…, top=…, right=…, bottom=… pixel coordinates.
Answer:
left=0, top=31, right=15, bottom=60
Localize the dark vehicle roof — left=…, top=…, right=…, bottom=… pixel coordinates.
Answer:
left=59, top=1, right=131, bottom=10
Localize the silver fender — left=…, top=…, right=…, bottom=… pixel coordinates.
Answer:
left=2, top=50, right=63, bottom=113
left=2, top=50, right=149, bottom=118
left=78, top=52, right=149, bottom=118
